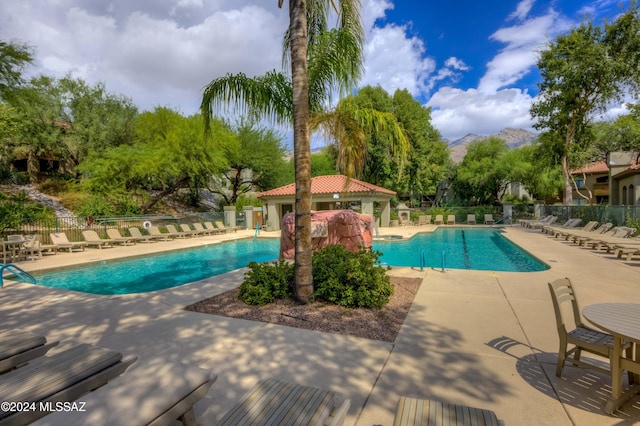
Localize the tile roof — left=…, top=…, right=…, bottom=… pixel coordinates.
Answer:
left=570, top=161, right=609, bottom=175
left=257, top=175, right=396, bottom=197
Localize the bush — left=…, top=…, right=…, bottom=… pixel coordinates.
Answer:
left=312, top=245, right=393, bottom=309
left=239, top=259, right=294, bottom=305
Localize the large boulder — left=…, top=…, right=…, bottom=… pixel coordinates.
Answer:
left=280, top=210, right=373, bottom=260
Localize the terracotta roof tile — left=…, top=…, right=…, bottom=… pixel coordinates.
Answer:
left=257, top=175, right=396, bottom=197
left=570, top=161, right=609, bottom=175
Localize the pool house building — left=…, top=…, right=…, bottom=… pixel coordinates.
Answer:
left=257, top=175, right=396, bottom=231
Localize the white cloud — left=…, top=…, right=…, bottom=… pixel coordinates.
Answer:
left=427, top=87, right=536, bottom=141
left=0, top=1, right=286, bottom=114
left=361, top=24, right=435, bottom=96
left=479, top=12, right=560, bottom=93
left=509, top=0, right=535, bottom=21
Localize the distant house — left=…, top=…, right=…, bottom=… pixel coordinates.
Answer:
left=567, top=152, right=640, bottom=205
left=257, top=175, right=396, bottom=230
left=569, top=160, right=610, bottom=205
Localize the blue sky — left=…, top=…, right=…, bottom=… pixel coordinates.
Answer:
left=0, top=0, right=629, bottom=142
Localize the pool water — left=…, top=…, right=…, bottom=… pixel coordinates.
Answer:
left=32, top=229, right=546, bottom=295
left=33, top=238, right=281, bottom=295
left=373, top=228, right=548, bottom=271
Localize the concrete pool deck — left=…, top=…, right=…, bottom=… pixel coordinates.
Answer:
left=1, top=225, right=639, bottom=425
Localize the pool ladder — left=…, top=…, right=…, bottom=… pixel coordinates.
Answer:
left=0, top=263, right=37, bottom=287
left=417, top=250, right=445, bottom=272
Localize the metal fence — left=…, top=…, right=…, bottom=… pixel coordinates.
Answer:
left=1, top=212, right=226, bottom=244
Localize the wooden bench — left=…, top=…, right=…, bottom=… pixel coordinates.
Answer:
left=36, top=359, right=216, bottom=426
left=0, top=329, right=59, bottom=373
left=393, top=397, right=499, bottom=426
left=0, top=344, right=135, bottom=425
left=218, top=378, right=350, bottom=426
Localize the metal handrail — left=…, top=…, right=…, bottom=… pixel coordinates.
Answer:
left=0, top=263, right=37, bottom=287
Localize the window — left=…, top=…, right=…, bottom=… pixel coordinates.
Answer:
left=575, top=177, right=585, bottom=189
left=630, top=184, right=635, bottom=206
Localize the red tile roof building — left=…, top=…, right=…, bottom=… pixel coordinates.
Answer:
left=258, top=175, right=396, bottom=230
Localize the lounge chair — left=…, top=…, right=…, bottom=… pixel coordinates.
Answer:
left=543, top=218, right=581, bottom=235
left=467, top=214, right=476, bottom=225
left=417, top=215, right=431, bottom=226
left=128, top=227, right=159, bottom=243
left=446, top=214, right=456, bottom=225
left=547, top=278, right=633, bottom=379
left=81, top=230, right=115, bottom=249
left=217, top=377, right=350, bottom=426
left=484, top=214, right=495, bottom=225
left=612, top=239, right=640, bottom=261
left=49, top=232, right=88, bottom=253
left=433, top=215, right=444, bottom=225
left=179, top=223, right=199, bottom=237
left=528, top=215, right=557, bottom=230
left=106, top=229, right=135, bottom=246
left=0, top=343, right=136, bottom=425
left=165, top=224, right=190, bottom=239
left=519, top=214, right=552, bottom=227
left=192, top=222, right=214, bottom=236
left=564, top=222, right=612, bottom=243
left=215, top=220, right=241, bottom=233
left=38, top=359, right=216, bottom=426
left=147, top=226, right=174, bottom=241
left=393, top=396, right=499, bottom=426
left=203, top=221, right=226, bottom=234
left=583, top=226, right=634, bottom=251
left=553, top=220, right=597, bottom=239
left=0, top=329, right=59, bottom=374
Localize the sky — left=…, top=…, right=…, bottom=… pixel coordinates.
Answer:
left=0, top=0, right=630, bottom=143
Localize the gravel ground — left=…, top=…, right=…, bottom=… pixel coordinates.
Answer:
left=186, top=277, right=421, bottom=343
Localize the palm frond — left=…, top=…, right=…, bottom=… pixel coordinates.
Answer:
left=200, top=71, right=292, bottom=131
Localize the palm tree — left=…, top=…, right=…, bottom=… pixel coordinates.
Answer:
left=201, top=0, right=407, bottom=303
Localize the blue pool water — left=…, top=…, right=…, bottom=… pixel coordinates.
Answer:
left=33, top=229, right=546, bottom=295
left=34, top=238, right=281, bottom=295
left=373, top=228, right=548, bottom=271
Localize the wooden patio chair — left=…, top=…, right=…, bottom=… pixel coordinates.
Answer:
left=548, top=277, right=633, bottom=378
left=446, top=214, right=456, bottom=225
left=434, top=215, right=444, bottom=225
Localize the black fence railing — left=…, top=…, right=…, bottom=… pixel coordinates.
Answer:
left=2, top=212, right=226, bottom=244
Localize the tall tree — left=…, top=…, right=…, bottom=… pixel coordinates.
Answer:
left=79, top=108, right=231, bottom=212
left=531, top=2, right=640, bottom=204
left=453, top=137, right=511, bottom=205
left=211, top=122, right=288, bottom=205
left=201, top=0, right=367, bottom=304
left=0, top=38, right=33, bottom=102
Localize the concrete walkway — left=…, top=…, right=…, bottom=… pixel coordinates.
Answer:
left=1, top=226, right=639, bottom=425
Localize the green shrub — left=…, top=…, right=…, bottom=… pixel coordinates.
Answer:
left=239, top=259, right=294, bottom=305
left=312, top=245, right=393, bottom=309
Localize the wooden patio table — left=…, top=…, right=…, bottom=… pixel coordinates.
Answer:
left=582, top=303, right=640, bottom=413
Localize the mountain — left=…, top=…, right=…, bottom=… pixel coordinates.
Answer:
left=448, top=128, right=538, bottom=163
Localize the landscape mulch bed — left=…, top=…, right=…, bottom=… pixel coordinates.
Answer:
left=186, top=276, right=421, bottom=343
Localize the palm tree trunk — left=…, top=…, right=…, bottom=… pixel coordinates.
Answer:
left=289, top=0, right=313, bottom=304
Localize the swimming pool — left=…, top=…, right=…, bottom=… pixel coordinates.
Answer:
left=374, top=228, right=548, bottom=271
left=33, top=238, right=281, bottom=295
left=32, top=229, right=546, bottom=295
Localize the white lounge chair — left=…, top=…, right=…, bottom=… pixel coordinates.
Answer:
left=147, top=226, right=174, bottom=241
left=467, top=214, right=476, bottom=225
left=49, top=232, right=88, bottom=253
left=484, top=214, right=495, bottom=225
left=215, top=221, right=241, bottom=233
left=128, top=227, right=159, bottom=243
left=81, top=230, right=115, bottom=249
left=106, top=229, right=135, bottom=246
